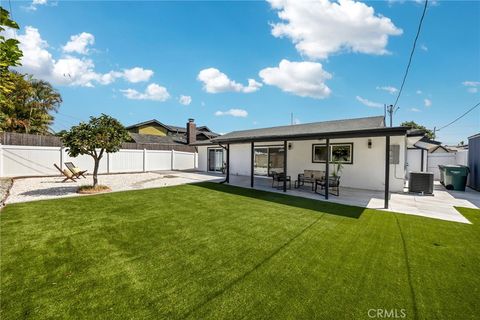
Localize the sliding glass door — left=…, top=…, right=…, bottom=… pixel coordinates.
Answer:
left=208, top=148, right=224, bottom=172
left=254, top=146, right=284, bottom=176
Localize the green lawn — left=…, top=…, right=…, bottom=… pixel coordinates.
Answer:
left=1, top=183, right=479, bottom=319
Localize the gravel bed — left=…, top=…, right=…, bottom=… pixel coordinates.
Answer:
left=5, top=171, right=223, bottom=204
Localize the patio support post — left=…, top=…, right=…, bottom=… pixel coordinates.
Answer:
left=251, top=142, right=254, bottom=188
left=420, top=149, right=424, bottom=172
left=283, top=140, right=287, bottom=192
left=325, top=138, right=330, bottom=200
left=226, top=144, right=230, bottom=184
left=384, top=135, right=390, bottom=209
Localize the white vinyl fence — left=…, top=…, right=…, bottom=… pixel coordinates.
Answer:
left=427, top=153, right=457, bottom=180
left=0, top=145, right=197, bottom=178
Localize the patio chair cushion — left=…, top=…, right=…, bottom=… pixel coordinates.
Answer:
left=302, top=170, right=325, bottom=181
left=63, top=169, right=74, bottom=178
left=70, top=167, right=81, bottom=174
left=312, top=171, right=325, bottom=180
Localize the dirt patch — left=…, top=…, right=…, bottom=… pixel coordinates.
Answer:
left=77, top=185, right=112, bottom=194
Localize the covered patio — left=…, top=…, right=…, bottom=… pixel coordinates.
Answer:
left=214, top=117, right=411, bottom=209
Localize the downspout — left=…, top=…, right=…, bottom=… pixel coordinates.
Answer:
left=218, top=143, right=229, bottom=184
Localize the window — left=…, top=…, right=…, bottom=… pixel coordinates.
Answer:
left=208, top=148, right=224, bottom=172
left=312, top=143, right=353, bottom=164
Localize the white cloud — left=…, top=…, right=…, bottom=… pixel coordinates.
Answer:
left=243, top=79, right=263, bottom=93
left=25, top=0, right=48, bottom=11
left=462, top=81, right=480, bottom=93
left=8, top=26, right=153, bottom=87
left=259, top=59, right=332, bottom=99
left=122, top=67, right=154, bottom=83
left=416, top=90, right=422, bottom=94
left=424, top=98, right=432, bottom=107
left=376, top=86, right=398, bottom=95
left=120, top=83, right=170, bottom=101
left=356, top=96, right=383, bottom=108
left=197, top=68, right=262, bottom=93
left=268, top=0, right=402, bottom=60
left=410, top=107, right=421, bottom=112
left=179, top=95, right=192, bottom=106
left=420, top=44, right=428, bottom=51
left=62, top=32, right=95, bottom=55
left=214, top=109, right=248, bottom=117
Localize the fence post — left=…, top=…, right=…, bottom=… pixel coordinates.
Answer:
left=171, top=149, right=175, bottom=171
left=143, top=148, right=147, bottom=172
left=0, top=143, right=3, bottom=177
left=60, top=146, right=63, bottom=170
left=107, top=152, right=110, bottom=174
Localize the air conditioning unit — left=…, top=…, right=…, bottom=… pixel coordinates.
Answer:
left=409, top=172, right=434, bottom=194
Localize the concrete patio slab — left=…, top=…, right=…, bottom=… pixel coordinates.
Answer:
left=226, top=175, right=478, bottom=224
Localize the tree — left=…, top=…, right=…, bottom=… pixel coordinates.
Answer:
left=0, top=73, right=62, bottom=134
left=0, top=7, right=23, bottom=102
left=62, top=114, right=129, bottom=187
left=400, top=121, right=435, bottom=139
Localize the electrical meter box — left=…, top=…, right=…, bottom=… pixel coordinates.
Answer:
left=389, top=145, right=400, bottom=164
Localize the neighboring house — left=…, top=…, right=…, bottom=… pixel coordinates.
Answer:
left=429, top=145, right=451, bottom=153
left=468, top=133, right=480, bottom=191
left=192, top=115, right=426, bottom=208
left=126, top=119, right=219, bottom=145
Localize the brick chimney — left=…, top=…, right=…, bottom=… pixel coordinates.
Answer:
left=186, top=118, right=196, bottom=144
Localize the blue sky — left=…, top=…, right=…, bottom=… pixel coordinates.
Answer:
left=7, top=0, right=480, bottom=144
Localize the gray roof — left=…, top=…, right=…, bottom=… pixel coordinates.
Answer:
left=212, top=116, right=391, bottom=143
left=126, top=119, right=219, bottom=136
left=128, top=133, right=186, bottom=145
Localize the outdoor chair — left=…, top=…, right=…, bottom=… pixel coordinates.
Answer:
left=64, top=162, right=88, bottom=178
left=271, top=171, right=291, bottom=190
left=54, top=164, right=77, bottom=182
left=295, top=170, right=325, bottom=190
left=315, top=176, right=340, bottom=196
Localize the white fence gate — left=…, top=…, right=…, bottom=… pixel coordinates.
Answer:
left=0, top=145, right=197, bottom=178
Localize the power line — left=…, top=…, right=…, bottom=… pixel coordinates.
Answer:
left=393, top=0, right=429, bottom=112
left=435, top=102, right=480, bottom=132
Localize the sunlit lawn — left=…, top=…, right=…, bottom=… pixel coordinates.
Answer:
left=1, top=182, right=479, bottom=319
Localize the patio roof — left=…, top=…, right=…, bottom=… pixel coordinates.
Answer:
left=211, top=116, right=409, bottom=144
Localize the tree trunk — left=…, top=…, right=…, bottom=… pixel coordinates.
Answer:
left=93, top=158, right=100, bottom=187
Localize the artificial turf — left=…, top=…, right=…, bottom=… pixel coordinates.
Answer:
left=1, top=182, right=479, bottom=319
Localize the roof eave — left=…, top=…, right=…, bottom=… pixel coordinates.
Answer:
left=211, top=127, right=408, bottom=144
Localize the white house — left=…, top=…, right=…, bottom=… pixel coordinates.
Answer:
left=192, top=116, right=425, bottom=208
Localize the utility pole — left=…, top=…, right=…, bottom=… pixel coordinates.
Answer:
left=291, top=112, right=293, bottom=125
left=386, top=104, right=395, bottom=127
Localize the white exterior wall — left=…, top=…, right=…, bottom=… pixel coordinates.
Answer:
left=406, top=148, right=427, bottom=173
left=197, top=136, right=407, bottom=192
left=0, top=145, right=197, bottom=177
